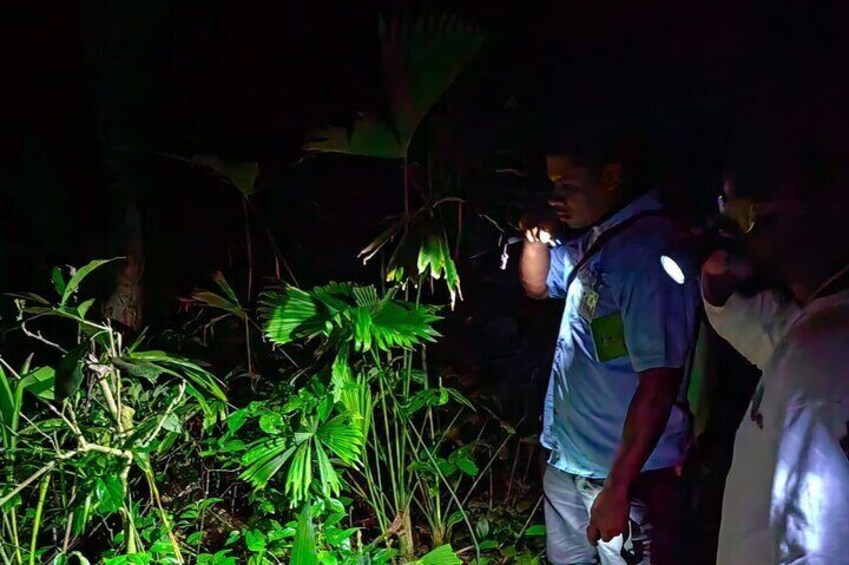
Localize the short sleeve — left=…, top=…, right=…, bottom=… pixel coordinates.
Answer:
left=703, top=288, right=801, bottom=369
left=546, top=245, right=572, bottom=299
left=610, top=240, right=701, bottom=372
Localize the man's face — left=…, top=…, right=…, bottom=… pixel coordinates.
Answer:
left=726, top=178, right=809, bottom=283
left=546, top=154, right=621, bottom=229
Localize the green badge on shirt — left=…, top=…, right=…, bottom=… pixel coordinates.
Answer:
left=591, top=312, right=629, bottom=362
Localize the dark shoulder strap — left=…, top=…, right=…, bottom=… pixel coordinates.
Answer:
left=564, top=210, right=666, bottom=293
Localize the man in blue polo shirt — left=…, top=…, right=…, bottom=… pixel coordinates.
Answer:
left=520, top=132, right=700, bottom=564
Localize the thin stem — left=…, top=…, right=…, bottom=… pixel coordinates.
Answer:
left=19, top=321, right=67, bottom=354
left=0, top=539, right=12, bottom=565
left=140, top=383, right=185, bottom=448
left=8, top=508, right=22, bottom=565
left=372, top=353, right=399, bottom=510
left=27, top=473, right=51, bottom=565
left=516, top=493, right=545, bottom=540
left=144, top=468, right=184, bottom=563
left=459, top=436, right=511, bottom=508
left=405, top=421, right=480, bottom=561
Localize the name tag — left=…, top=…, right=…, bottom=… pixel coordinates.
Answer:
left=578, top=288, right=600, bottom=321
left=591, top=312, right=629, bottom=362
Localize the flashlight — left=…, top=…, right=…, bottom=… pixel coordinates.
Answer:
left=500, top=231, right=562, bottom=270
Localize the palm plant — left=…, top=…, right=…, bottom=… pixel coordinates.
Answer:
left=243, top=282, right=478, bottom=561
left=305, top=14, right=486, bottom=307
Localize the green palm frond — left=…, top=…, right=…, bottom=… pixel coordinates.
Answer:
left=125, top=351, right=227, bottom=402
left=305, top=14, right=485, bottom=159
left=291, top=504, right=318, bottom=565
left=314, top=441, right=343, bottom=498
left=380, top=14, right=485, bottom=149
left=261, top=283, right=441, bottom=353
left=161, top=153, right=260, bottom=196
left=260, top=286, right=327, bottom=345
left=286, top=442, right=314, bottom=504
left=316, top=414, right=364, bottom=465
left=369, top=301, right=441, bottom=351
left=369, top=209, right=463, bottom=309
left=413, top=545, right=462, bottom=565
left=240, top=439, right=297, bottom=489
left=332, top=352, right=372, bottom=438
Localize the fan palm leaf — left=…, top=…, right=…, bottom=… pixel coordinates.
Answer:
left=305, top=14, right=485, bottom=159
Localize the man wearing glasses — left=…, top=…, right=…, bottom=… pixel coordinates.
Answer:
left=703, top=92, right=849, bottom=564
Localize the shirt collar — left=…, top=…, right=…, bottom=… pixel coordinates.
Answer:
left=589, top=189, right=664, bottom=243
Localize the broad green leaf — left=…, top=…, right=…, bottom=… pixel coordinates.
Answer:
left=245, top=530, right=267, bottom=552
left=111, top=357, right=164, bottom=382
left=475, top=517, right=490, bottom=539
left=57, top=552, right=92, bottom=565
left=61, top=258, right=120, bottom=306
left=259, top=411, right=284, bottom=435
left=161, top=413, right=182, bottom=433
left=330, top=347, right=352, bottom=404
left=324, top=526, right=358, bottom=547
left=317, top=551, right=338, bottom=565
left=19, top=366, right=56, bottom=401
left=446, top=510, right=465, bottom=531
left=403, top=389, right=445, bottom=416
left=94, top=475, right=125, bottom=515
left=55, top=345, right=86, bottom=401
left=0, top=364, right=16, bottom=445
left=227, top=409, right=249, bottom=434
left=76, top=298, right=96, bottom=319
left=193, top=156, right=260, bottom=196
left=291, top=504, right=318, bottom=565
left=443, top=387, right=474, bottom=411
left=52, top=266, right=67, bottom=296
left=524, top=524, right=546, bottom=537
left=450, top=447, right=479, bottom=477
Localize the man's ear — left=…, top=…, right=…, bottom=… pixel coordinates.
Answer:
left=600, top=163, right=623, bottom=193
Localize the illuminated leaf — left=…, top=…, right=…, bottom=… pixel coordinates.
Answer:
left=61, top=258, right=120, bottom=306
left=412, top=545, right=462, bottom=565
left=291, top=504, right=318, bottom=565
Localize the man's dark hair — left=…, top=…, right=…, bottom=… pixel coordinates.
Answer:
left=545, top=112, right=659, bottom=196
left=726, top=82, right=849, bottom=209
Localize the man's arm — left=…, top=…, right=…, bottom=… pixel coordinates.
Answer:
left=702, top=250, right=799, bottom=369
left=520, top=240, right=550, bottom=299
left=587, top=367, right=682, bottom=544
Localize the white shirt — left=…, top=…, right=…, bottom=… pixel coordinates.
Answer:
left=705, top=288, right=849, bottom=564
